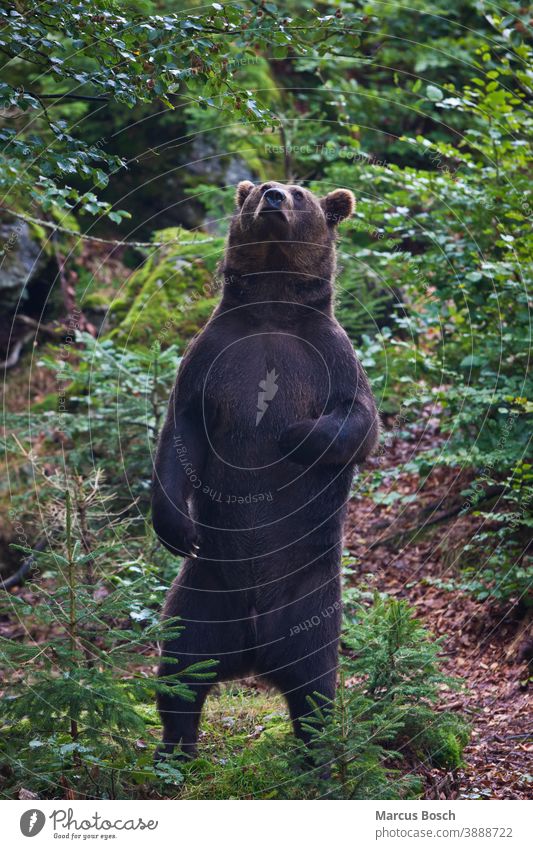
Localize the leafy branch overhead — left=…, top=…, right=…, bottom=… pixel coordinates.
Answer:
left=0, top=1, right=359, bottom=220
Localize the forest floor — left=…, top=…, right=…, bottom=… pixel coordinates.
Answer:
left=346, top=423, right=532, bottom=800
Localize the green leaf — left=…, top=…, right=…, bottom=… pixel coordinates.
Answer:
left=426, top=85, right=443, bottom=102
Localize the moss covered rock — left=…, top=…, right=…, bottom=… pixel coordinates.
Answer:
left=108, top=227, right=224, bottom=351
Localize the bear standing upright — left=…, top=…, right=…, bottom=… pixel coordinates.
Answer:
left=152, top=181, right=379, bottom=758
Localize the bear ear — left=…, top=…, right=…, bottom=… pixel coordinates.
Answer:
left=322, top=188, right=355, bottom=225
left=235, top=180, right=255, bottom=208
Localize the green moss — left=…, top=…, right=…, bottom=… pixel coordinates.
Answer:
left=408, top=712, right=470, bottom=770
left=108, top=227, right=225, bottom=350
left=430, top=731, right=463, bottom=769
left=83, top=292, right=110, bottom=310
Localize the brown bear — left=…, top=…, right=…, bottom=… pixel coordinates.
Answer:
left=152, top=181, right=379, bottom=759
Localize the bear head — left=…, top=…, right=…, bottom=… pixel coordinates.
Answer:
left=222, top=181, right=355, bottom=288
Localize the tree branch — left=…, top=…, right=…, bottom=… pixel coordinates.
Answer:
left=27, top=91, right=110, bottom=103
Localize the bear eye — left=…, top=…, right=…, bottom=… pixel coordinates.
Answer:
left=261, top=183, right=273, bottom=192
left=293, top=189, right=304, bottom=200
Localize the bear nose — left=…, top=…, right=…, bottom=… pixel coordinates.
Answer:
left=263, top=187, right=286, bottom=209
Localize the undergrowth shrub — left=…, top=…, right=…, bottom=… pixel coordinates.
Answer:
left=0, top=465, right=215, bottom=799
left=284, top=594, right=468, bottom=800
left=328, top=48, right=532, bottom=608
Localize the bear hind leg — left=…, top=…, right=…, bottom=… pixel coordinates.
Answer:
left=155, top=676, right=213, bottom=762
left=156, top=618, right=252, bottom=761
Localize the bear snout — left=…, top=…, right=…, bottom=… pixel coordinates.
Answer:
left=263, top=187, right=287, bottom=209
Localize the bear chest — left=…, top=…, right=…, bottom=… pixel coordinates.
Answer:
left=201, top=330, right=330, bottom=436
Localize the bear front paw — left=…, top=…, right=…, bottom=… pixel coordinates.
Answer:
left=153, top=511, right=200, bottom=559
left=279, top=420, right=319, bottom=464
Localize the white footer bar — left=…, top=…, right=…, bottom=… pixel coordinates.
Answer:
left=3, top=799, right=531, bottom=848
